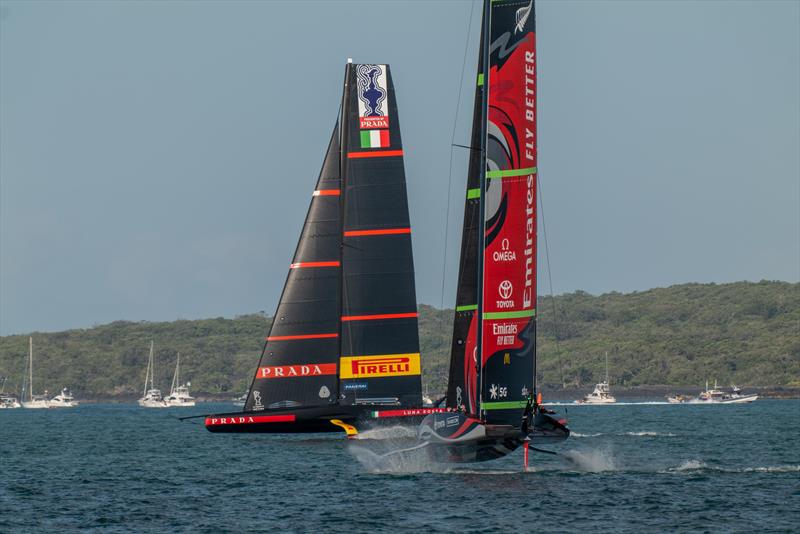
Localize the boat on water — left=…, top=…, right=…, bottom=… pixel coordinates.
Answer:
left=577, top=352, right=616, bottom=404
left=666, top=394, right=693, bottom=404
left=204, top=61, right=442, bottom=433
left=0, top=376, right=21, bottom=409
left=49, top=387, right=79, bottom=408
left=408, top=0, right=569, bottom=464
left=21, top=337, right=50, bottom=409
left=164, top=353, right=196, bottom=407
left=138, top=341, right=167, bottom=408
left=579, top=382, right=616, bottom=404
left=692, top=381, right=757, bottom=404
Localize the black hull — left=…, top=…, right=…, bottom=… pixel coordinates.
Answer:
left=415, top=411, right=569, bottom=463
left=204, top=406, right=445, bottom=434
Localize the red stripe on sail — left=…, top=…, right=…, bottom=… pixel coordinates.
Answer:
left=371, top=408, right=447, bottom=418
left=347, top=150, right=404, bottom=159
left=204, top=414, right=296, bottom=426
left=289, top=261, right=340, bottom=269
left=343, top=228, right=411, bottom=237
left=312, top=189, right=340, bottom=196
left=341, top=312, right=418, bottom=322
left=266, top=333, right=339, bottom=341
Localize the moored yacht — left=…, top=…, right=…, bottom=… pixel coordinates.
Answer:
left=164, top=353, right=196, bottom=407
left=0, top=377, right=21, bottom=409
left=138, top=341, right=167, bottom=408
left=49, top=387, right=79, bottom=408
left=21, top=337, right=50, bottom=409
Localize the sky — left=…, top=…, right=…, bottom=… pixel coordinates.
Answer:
left=1, top=0, right=798, bottom=335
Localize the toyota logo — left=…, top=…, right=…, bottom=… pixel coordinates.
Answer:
left=498, top=280, right=513, bottom=300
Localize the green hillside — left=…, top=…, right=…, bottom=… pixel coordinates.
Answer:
left=0, top=281, right=797, bottom=399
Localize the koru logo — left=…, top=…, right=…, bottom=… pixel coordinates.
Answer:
left=498, top=280, right=513, bottom=300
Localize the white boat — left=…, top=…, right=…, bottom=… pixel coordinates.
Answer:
left=0, top=376, right=21, bottom=409
left=49, top=387, right=79, bottom=408
left=666, top=394, right=693, bottom=404
left=691, top=380, right=758, bottom=404
left=577, top=352, right=617, bottom=404
left=164, top=353, right=196, bottom=407
left=138, top=341, right=167, bottom=408
left=21, top=337, right=51, bottom=409
left=232, top=393, right=247, bottom=407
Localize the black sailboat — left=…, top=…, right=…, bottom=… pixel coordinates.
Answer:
left=415, top=0, right=569, bottom=462
left=206, top=63, right=443, bottom=433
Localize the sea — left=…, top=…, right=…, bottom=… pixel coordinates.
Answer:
left=1, top=399, right=798, bottom=533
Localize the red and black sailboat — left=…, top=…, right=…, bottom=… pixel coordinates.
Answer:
left=205, top=63, right=442, bottom=434
left=416, top=0, right=569, bottom=462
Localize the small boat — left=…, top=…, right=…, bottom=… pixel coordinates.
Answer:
left=0, top=376, right=21, bottom=409
left=21, top=337, right=50, bottom=409
left=164, top=353, right=196, bottom=407
left=692, top=380, right=758, bottom=404
left=578, top=381, right=616, bottom=404
left=232, top=393, right=247, bottom=407
left=666, top=394, right=693, bottom=404
left=49, top=387, right=79, bottom=408
left=138, top=341, right=167, bottom=408
left=577, top=352, right=616, bottom=404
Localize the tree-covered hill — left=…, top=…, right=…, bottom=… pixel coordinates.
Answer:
left=0, top=281, right=797, bottom=399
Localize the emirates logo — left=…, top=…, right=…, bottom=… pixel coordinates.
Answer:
left=498, top=280, right=513, bottom=300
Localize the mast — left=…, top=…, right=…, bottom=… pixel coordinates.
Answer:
left=475, top=0, right=491, bottom=421
left=145, top=341, right=154, bottom=394
left=28, top=336, right=33, bottom=402
left=605, top=351, right=609, bottom=384
left=171, top=353, right=180, bottom=394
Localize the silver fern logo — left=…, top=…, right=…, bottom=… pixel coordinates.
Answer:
left=515, top=0, right=533, bottom=34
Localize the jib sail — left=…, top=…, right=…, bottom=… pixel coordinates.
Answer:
left=447, top=0, right=538, bottom=426
left=245, top=123, right=343, bottom=412
left=246, top=63, right=421, bottom=413
left=339, top=64, right=422, bottom=408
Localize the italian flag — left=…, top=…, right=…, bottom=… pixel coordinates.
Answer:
left=360, top=129, right=390, bottom=149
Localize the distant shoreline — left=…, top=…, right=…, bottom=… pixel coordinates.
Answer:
left=63, top=385, right=800, bottom=404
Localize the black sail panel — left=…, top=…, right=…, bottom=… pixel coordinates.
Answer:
left=339, top=63, right=422, bottom=408
left=245, top=124, right=342, bottom=412
left=446, top=31, right=485, bottom=415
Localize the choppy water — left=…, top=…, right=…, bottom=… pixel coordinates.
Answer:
left=1, top=400, right=798, bottom=532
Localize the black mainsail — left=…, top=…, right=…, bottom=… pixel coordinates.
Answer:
left=418, top=0, right=569, bottom=462
left=206, top=63, right=435, bottom=433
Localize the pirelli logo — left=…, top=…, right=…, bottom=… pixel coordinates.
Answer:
left=339, top=353, right=421, bottom=379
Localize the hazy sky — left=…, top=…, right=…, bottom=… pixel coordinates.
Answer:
left=1, top=0, right=798, bottom=335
